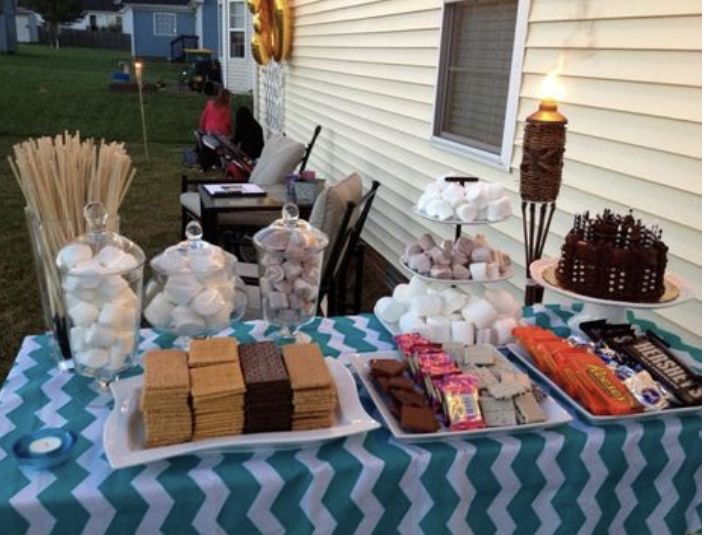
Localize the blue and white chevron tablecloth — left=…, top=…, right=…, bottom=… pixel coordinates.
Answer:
left=0, top=305, right=701, bottom=534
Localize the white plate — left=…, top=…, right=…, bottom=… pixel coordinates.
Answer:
left=506, top=343, right=702, bottom=424
left=399, top=258, right=515, bottom=286
left=104, top=358, right=380, bottom=468
left=376, top=315, right=400, bottom=337
left=347, top=349, right=572, bottom=442
left=414, top=208, right=510, bottom=227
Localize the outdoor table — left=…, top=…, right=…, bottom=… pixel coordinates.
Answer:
left=198, top=183, right=316, bottom=244
left=0, top=305, right=700, bottom=534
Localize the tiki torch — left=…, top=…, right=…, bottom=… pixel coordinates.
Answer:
left=134, top=60, right=149, bottom=160
left=520, top=72, right=567, bottom=305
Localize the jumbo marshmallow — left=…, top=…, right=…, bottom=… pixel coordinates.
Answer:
left=410, top=294, right=443, bottom=317
left=205, top=307, right=232, bottom=331
left=189, top=251, right=225, bottom=273
left=427, top=316, right=451, bottom=343
left=114, top=330, right=135, bottom=356
left=165, top=273, right=204, bottom=304
left=192, top=287, right=228, bottom=316
left=267, top=291, right=289, bottom=310
left=484, top=289, right=519, bottom=315
left=171, top=305, right=207, bottom=336
left=405, top=243, right=423, bottom=258
left=407, top=276, right=429, bottom=297
left=75, top=348, right=109, bottom=370
left=106, top=251, right=139, bottom=273
left=469, top=262, right=488, bottom=281
left=99, top=302, right=137, bottom=330
left=98, top=275, right=128, bottom=300
left=274, top=280, right=293, bottom=295
left=68, top=259, right=106, bottom=288
left=452, top=264, right=471, bottom=280
left=456, top=203, right=478, bottom=223
left=486, top=263, right=500, bottom=280
left=471, top=246, right=492, bottom=263
left=399, top=312, right=426, bottom=333
left=435, top=200, right=454, bottom=220
left=107, top=345, right=129, bottom=371
left=430, top=266, right=452, bottom=279
left=461, top=299, right=498, bottom=329
left=57, top=243, right=93, bottom=269
left=407, top=253, right=431, bottom=274
left=282, top=260, right=303, bottom=280
left=418, top=234, right=437, bottom=252
left=68, top=301, right=100, bottom=328
left=416, top=192, right=434, bottom=212
left=86, top=323, right=117, bottom=347
left=451, top=321, right=475, bottom=345
left=442, top=183, right=466, bottom=207
left=486, top=183, right=505, bottom=201
left=487, top=196, right=512, bottom=221
left=374, top=297, right=406, bottom=323
left=393, top=283, right=411, bottom=302
left=264, top=265, right=285, bottom=284
left=493, top=316, right=518, bottom=345
left=465, top=182, right=488, bottom=209
left=441, top=288, right=467, bottom=314
left=144, top=292, right=175, bottom=328
left=70, top=326, right=88, bottom=353
left=425, top=181, right=444, bottom=198
left=293, top=278, right=317, bottom=300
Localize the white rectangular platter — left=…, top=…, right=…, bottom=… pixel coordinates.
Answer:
left=346, top=349, right=572, bottom=442
left=506, top=343, right=702, bottom=424
left=104, top=357, right=380, bottom=469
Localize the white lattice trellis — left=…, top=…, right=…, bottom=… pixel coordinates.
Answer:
left=260, top=62, right=285, bottom=138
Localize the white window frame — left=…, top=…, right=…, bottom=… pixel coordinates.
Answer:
left=228, top=0, right=246, bottom=59
left=153, top=12, right=177, bottom=37
left=431, top=0, right=530, bottom=171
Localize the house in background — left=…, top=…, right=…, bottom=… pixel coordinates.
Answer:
left=0, top=0, right=17, bottom=52
left=266, top=0, right=702, bottom=343
left=219, top=0, right=254, bottom=93
left=15, top=7, right=41, bottom=43
left=117, top=0, right=215, bottom=55
left=65, top=0, right=123, bottom=32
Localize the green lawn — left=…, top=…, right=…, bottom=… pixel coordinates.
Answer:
left=0, top=44, right=251, bottom=380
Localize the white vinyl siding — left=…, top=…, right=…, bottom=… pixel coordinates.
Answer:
left=153, top=12, right=176, bottom=36
left=275, top=0, right=702, bottom=342
left=222, top=1, right=254, bottom=92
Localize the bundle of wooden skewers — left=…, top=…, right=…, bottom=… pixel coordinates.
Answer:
left=8, top=132, right=136, bottom=361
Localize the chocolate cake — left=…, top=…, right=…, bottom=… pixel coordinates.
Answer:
left=556, top=210, right=668, bottom=303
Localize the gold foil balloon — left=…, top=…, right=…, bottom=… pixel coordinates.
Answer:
left=249, top=0, right=293, bottom=65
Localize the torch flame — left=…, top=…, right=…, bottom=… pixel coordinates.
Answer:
left=540, top=71, right=564, bottom=103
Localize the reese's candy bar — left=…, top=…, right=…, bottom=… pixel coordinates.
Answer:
left=439, top=375, right=484, bottom=431
left=616, top=334, right=701, bottom=406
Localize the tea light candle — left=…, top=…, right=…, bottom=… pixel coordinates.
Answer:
left=29, top=436, right=63, bottom=454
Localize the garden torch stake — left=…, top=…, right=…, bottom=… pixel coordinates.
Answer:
left=135, top=61, right=149, bottom=160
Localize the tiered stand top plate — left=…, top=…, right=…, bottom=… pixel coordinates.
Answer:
left=413, top=208, right=510, bottom=227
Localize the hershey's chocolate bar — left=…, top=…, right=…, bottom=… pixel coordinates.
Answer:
left=618, top=334, right=701, bottom=406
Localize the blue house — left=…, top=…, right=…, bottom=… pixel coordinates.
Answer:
left=0, top=0, right=17, bottom=53
left=118, top=0, right=219, bottom=59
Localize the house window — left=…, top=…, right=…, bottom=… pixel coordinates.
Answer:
left=89, top=14, right=97, bottom=31
left=229, top=1, right=245, bottom=58
left=433, top=0, right=527, bottom=168
left=154, top=12, right=177, bottom=36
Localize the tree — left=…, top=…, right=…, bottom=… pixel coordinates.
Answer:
left=22, top=0, right=83, bottom=48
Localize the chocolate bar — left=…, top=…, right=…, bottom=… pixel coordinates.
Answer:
left=616, top=333, right=701, bottom=406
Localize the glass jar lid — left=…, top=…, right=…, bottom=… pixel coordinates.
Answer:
left=56, top=202, right=145, bottom=276
left=150, top=220, right=237, bottom=276
left=253, top=203, right=329, bottom=254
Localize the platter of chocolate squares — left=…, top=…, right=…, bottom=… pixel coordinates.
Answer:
left=104, top=338, right=380, bottom=469
left=346, top=338, right=572, bottom=441
left=531, top=210, right=691, bottom=306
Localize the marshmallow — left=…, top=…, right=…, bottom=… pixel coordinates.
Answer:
left=452, top=264, right=471, bottom=280
left=435, top=200, right=454, bottom=220
left=493, top=317, right=518, bottom=345
left=487, top=196, right=512, bottom=221
left=441, top=288, right=466, bottom=314
left=407, top=253, right=431, bottom=274
left=471, top=247, right=492, bottom=263
left=171, top=305, right=207, bottom=337
left=95, top=245, right=125, bottom=268
left=410, top=295, right=443, bottom=317
left=374, top=297, right=407, bottom=323
left=70, top=287, right=98, bottom=303
left=476, top=328, right=493, bottom=345
left=455, top=237, right=473, bottom=256
left=192, top=288, right=227, bottom=316
left=486, top=262, right=500, bottom=280
left=440, top=239, right=454, bottom=255
left=427, top=247, right=450, bottom=266
left=106, top=344, right=129, bottom=371
left=469, top=262, right=488, bottom=281
left=57, top=243, right=93, bottom=270
left=430, top=266, right=452, bottom=279
left=451, top=250, right=469, bottom=265
left=86, top=323, right=117, bottom=347
left=260, top=229, right=289, bottom=250
left=99, top=302, right=138, bottom=330
left=290, top=294, right=306, bottom=310
left=486, top=183, right=505, bottom=201
left=424, top=199, right=443, bottom=218
left=442, top=183, right=466, bottom=207
left=427, top=316, right=451, bottom=343
left=232, top=287, right=248, bottom=318
left=165, top=274, right=204, bottom=304
left=75, top=348, right=109, bottom=370
left=114, top=330, right=135, bottom=356
left=465, top=183, right=488, bottom=210
left=407, top=276, right=429, bottom=297
left=70, top=326, right=88, bottom=353
left=484, top=289, right=519, bottom=315
left=456, top=203, right=478, bottom=223
left=281, top=260, right=302, bottom=281
left=68, top=301, right=99, bottom=328
left=264, top=265, right=285, bottom=284
left=152, top=250, right=190, bottom=274
left=416, top=192, right=434, bottom=212
left=418, top=234, right=437, bottom=252
left=108, top=251, right=139, bottom=273
left=114, top=285, right=139, bottom=307
left=144, top=292, right=175, bottom=328
left=293, top=278, right=317, bottom=300
left=189, top=251, right=225, bottom=273
left=399, top=312, right=425, bottom=333
left=98, top=275, right=128, bottom=300
left=393, top=283, right=411, bottom=302
left=68, top=259, right=106, bottom=288
left=267, top=291, right=289, bottom=310
left=461, top=299, right=498, bottom=329
left=451, top=321, right=475, bottom=345
left=274, top=280, right=293, bottom=294
left=425, top=181, right=444, bottom=198
left=404, top=243, right=423, bottom=258
left=205, top=307, right=231, bottom=332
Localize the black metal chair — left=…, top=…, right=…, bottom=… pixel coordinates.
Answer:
left=318, top=180, right=380, bottom=316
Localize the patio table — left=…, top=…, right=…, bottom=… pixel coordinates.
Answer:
left=0, top=305, right=700, bottom=534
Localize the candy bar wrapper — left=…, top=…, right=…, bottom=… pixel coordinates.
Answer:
left=409, top=343, right=444, bottom=376
left=394, top=333, right=428, bottom=358
left=417, top=350, right=455, bottom=383
left=420, top=362, right=460, bottom=410
left=622, top=370, right=670, bottom=411
left=440, top=375, right=485, bottom=431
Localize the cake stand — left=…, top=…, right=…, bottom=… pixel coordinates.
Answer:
left=413, top=209, right=510, bottom=240
left=529, top=258, right=694, bottom=332
left=398, top=258, right=514, bottom=285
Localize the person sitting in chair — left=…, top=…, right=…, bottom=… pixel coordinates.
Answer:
left=199, top=88, right=232, bottom=137
left=233, top=106, right=264, bottom=160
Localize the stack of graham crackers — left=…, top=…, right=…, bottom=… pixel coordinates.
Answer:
left=239, top=342, right=293, bottom=433
left=282, top=343, right=337, bottom=431
left=188, top=338, right=246, bottom=440
left=141, top=350, right=193, bottom=447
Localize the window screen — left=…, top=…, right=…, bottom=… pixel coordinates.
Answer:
left=435, top=0, right=519, bottom=155
left=153, top=12, right=176, bottom=36
left=230, top=1, right=246, bottom=58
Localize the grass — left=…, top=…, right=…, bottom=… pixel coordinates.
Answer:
left=0, top=44, right=251, bottom=381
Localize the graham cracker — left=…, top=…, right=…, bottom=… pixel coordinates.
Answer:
left=282, top=343, right=333, bottom=390
left=188, top=337, right=239, bottom=368
left=190, top=362, right=246, bottom=398
left=143, top=350, right=189, bottom=392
